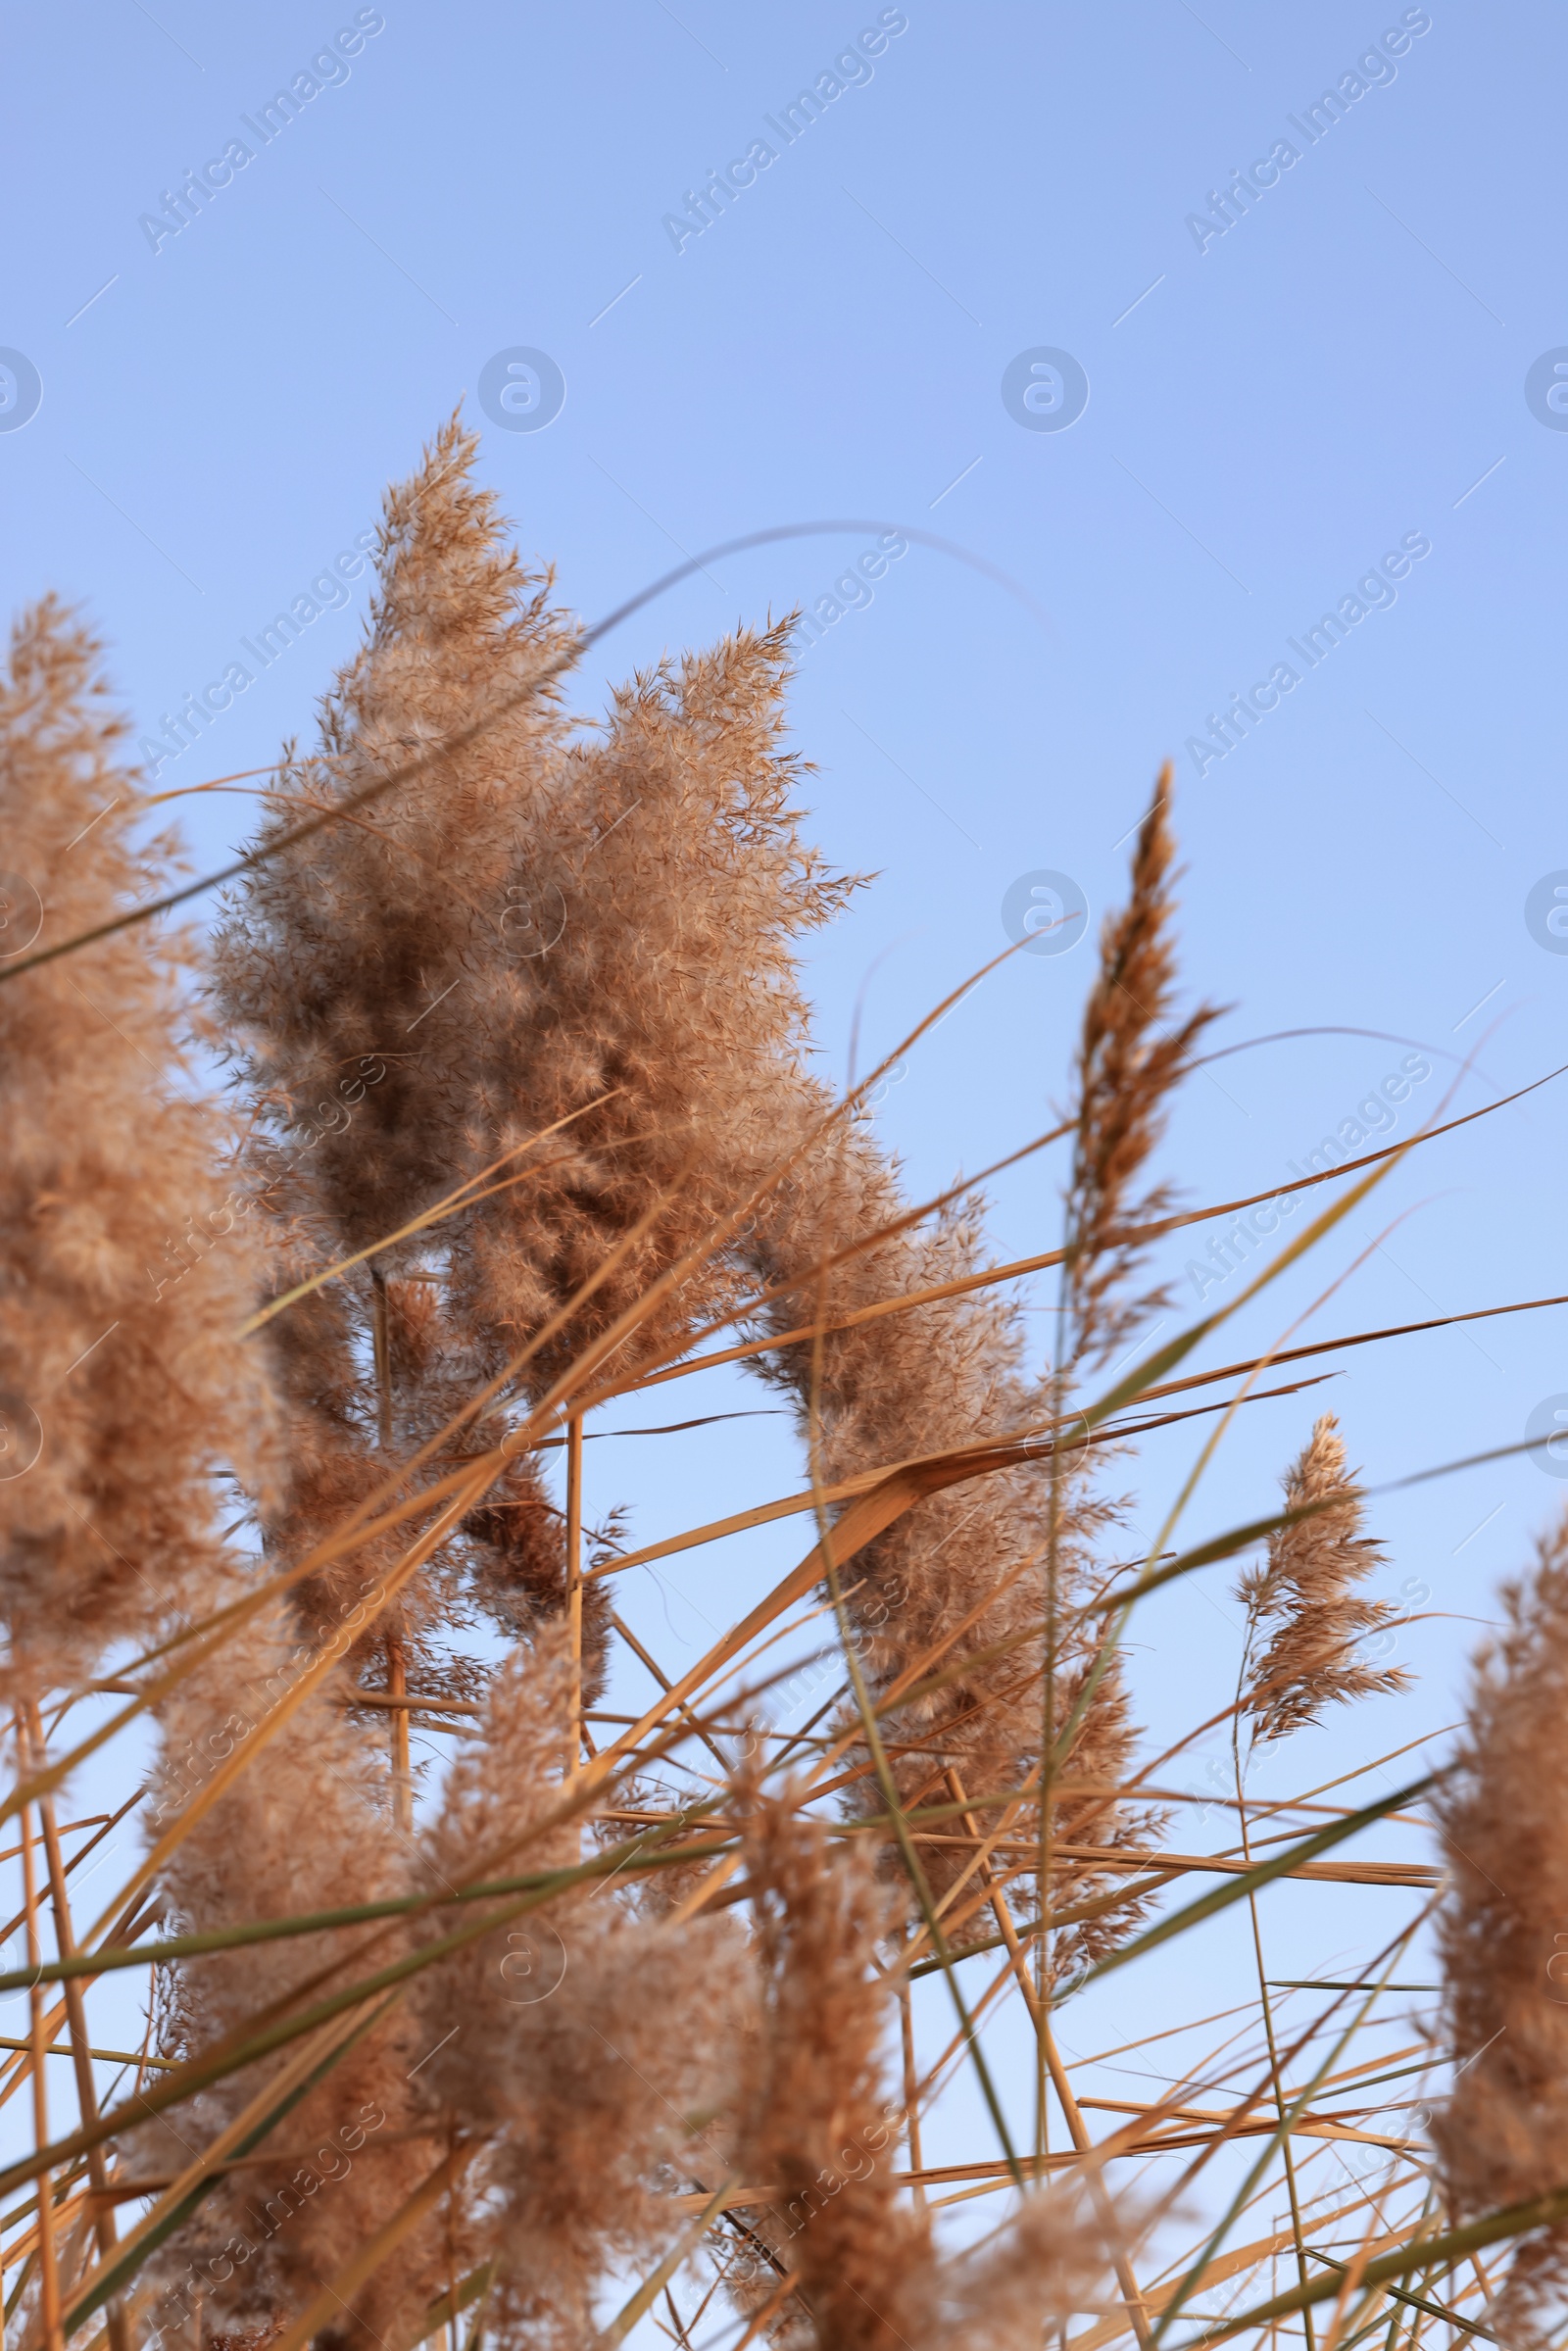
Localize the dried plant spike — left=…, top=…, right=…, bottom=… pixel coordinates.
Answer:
left=736, top=1786, right=933, bottom=2351
left=0, top=599, right=274, bottom=1693
left=130, top=1603, right=431, bottom=2349
left=212, top=412, right=583, bottom=1269
left=16, top=1716, right=62, bottom=2351
left=922, top=2192, right=1129, bottom=2351
left=405, top=1629, right=753, bottom=2351
left=1066, top=764, right=1216, bottom=1371
left=1237, top=1411, right=1408, bottom=1743
left=1432, top=1518, right=1568, bottom=2341
left=213, top=416, right=862, bottom=1664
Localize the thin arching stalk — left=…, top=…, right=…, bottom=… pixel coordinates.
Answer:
left=16, top=1721, right=61, bottom=2351
left=1231, top=1656, right=1317, bottom=2351
left=565, top=1414, right=584, bottom=1777
left=24, top=1707, right=126, bottom=2351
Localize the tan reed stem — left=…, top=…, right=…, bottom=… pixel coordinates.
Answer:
left=371, top=1261, right=412, bottom=1830
left=945, top=1766, right=1154, bottom=2351
left=388, top=1640, right=413, bottom=1835
left=606, top=1611, right=733, bottom=1778
left=1233, top=1679, right=1316, bottom=2351
left=899, top=1984, right=926, bottom=2213
left=371, top=1262, right=392, bottom=1449
left=16, top=1718, right=62, bottom=2351
left=565, top=1412, right=583, bottom=1776
left=23, top=1708, right=126, bottom=2351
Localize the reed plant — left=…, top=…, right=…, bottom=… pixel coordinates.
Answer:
left=0, top=415, right=1560, bottom=2351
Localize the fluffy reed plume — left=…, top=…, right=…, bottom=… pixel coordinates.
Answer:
left=214, top=414, right=853, bottom=1371
left=1236, top=1413, right=1407, bottom=1743
left=745, top=1137, right=1142, bottom=1942
left=1063, top=773, right=1214, bottom=1372
left=443, top=612, right=860, bottom=1396
left=213, top=416, right=854, bottom=1673
left=209, top=419, right=574, bottom=1666
left=1430, top=1518, right=1568, bottom=2337
left=407, top=1628, right=752, bottom=2350
left=732, top=1790, right=1114, bottom=2350
left=919, top=2196, right=1122, bottom=2351
left=0, top=600, right=272, bottom=1692
left=135, top=1606, right=431, bottom=2349
left=241, top=1244, right=422, bottom=1661
left=213, top=419, right=579, bottom=1268
left=735, top=1788, right=933, bottom=2351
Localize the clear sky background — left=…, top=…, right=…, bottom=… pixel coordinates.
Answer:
left=4, top=0, right=1567, bottom=2285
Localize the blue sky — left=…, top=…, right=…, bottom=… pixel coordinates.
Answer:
left=4, top=0, right=1567, bottom=2264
